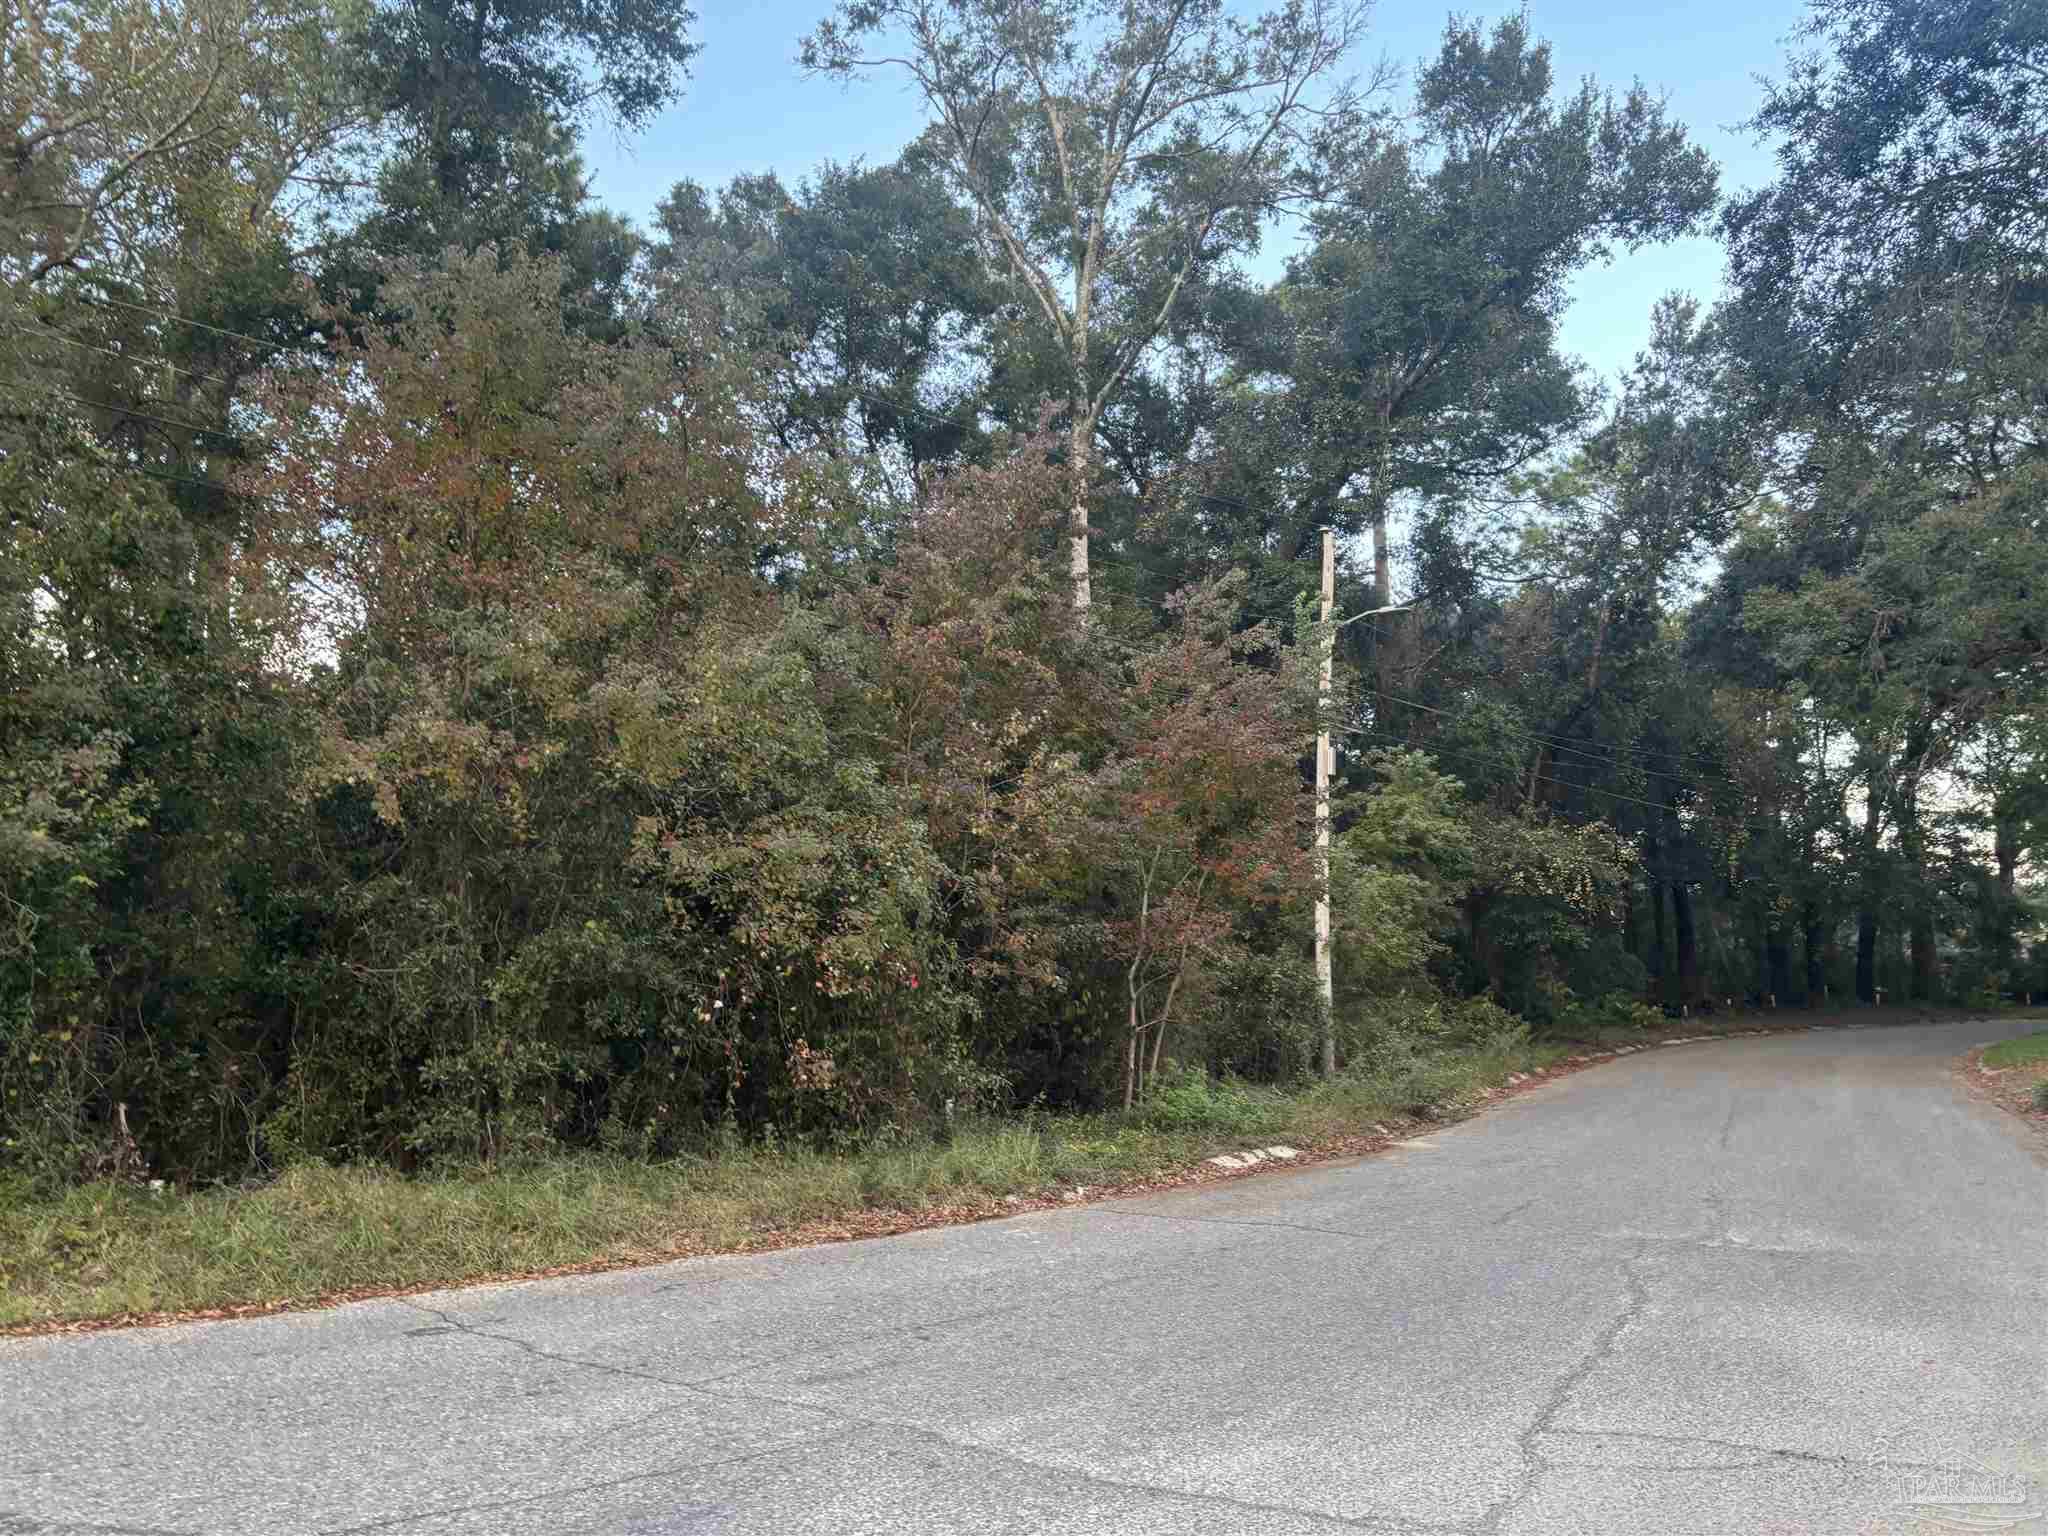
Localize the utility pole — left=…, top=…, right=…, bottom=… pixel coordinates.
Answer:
left=1313, top=525, right=1409, bottom=1079
left=1316, top=529, right=1336, bottom=1078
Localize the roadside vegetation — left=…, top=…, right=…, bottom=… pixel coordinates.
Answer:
left=1, top=1025, right=1561, bottom=1328
left=1981, top=1032, right=2048, bottom=1072
left=6, top=1004, right=2022, bottom=1330
left=2, top=0, right=2041, bottom=1325
left=1973, top=1030, right=2048, bottom=1120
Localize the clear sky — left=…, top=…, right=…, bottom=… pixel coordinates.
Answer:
left=582, top=0, right=1802, bottom=394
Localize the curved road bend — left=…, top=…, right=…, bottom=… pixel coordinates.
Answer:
left=3, top=1018, right=2043, bottom=1535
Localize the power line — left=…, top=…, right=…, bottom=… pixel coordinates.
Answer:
left=46, top=387, right=240, bottom=444
left=8, top=324, right=234, bottom=389
left=124, top=462, right=260, bottom=500
left=73, top=292, right=293, bottom=351
left=1342, top=724, right=1795, bottom=832
left=1342, top=725, right=1679, bottom=813
left=1375, top=686, right=1745, bottom=780
left=1530, top=733, right=1746, bottom=790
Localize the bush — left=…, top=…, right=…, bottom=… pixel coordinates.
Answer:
left=2032, top=1081, right=2048, bottom=1114
left=1140, top=1066, right=1275, bottom=1136
left=1552, top=990, right=1664, bottom=1039
left=1342, top=991, right=1528, bottom=1067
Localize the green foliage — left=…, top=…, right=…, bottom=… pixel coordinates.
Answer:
left=1, top=0, right=2041, bottom=1196
left=1552, top=991, right=1665, bottom=1039
left=1140, top=1067, right=1275, bottom=1136
left=1343, top=992, right=1528, bottom=1068
left=1982, top=1033, right=2048, bottom=1071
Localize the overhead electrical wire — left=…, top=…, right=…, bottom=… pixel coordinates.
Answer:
left=9, top=323, right=235, bottom=389
left=1340, top=723, right=1801, bottom=833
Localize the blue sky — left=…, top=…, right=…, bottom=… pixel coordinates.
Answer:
left=583, top=1, right=1801, bottom=393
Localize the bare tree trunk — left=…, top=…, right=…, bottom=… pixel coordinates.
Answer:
left=1123, top=851, right=1156, bottom=1109
left=1642, top=828, right=1666, bottom=998
left=1897, top=762, right=1938, bottom=1002
left=1122, top=1018, right=1137, bottom=1112
left=1068, top=409, right=1093, bottom=614
left=1908, top=917, right=1938, bottom=1001
left=1585, top=598, right=1610, bottom=694
left=1521, top=743, right=1546, bottom=812
left=1802, top=901, right=1825, bottom=1006
left=1856, top=778, right=1882, bottom=1003
left=1148, top=961, right=1186, bottom=1086
left=1765, top=913, right=1792, bottom=1004
left=1315, top=531, right=1335, bottom=1077
left=1368, top=400, right=1397, bottom=712
left=1672, top=880, right=1700, bottom=1011
left=1855, top=907, right=1879, bottom=1004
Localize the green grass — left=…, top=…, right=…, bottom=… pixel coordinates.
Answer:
left=1982, top=1031, right=2048, bottom=1070
left=7, top=1004, right=2022, bottom=1331
left=0, top=1035, right=1581, bottom=1330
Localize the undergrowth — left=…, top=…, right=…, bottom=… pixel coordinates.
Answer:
left=10, top=1003, right=1971, bottom=1329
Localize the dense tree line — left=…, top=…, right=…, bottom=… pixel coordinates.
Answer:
left=3, top=0, right=2041, bottom=1184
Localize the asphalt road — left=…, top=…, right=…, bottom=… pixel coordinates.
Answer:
left=4, top=1019, right=2044, bottom=1536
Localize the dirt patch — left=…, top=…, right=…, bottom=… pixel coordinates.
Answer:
left=1957, top=1042, right=2048, bottom=1139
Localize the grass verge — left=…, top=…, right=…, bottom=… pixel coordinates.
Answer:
left=1964, top=1028, right=2048, bottom=1126
left=1981, top=1031, right=2048, bottom=1070
left=0, top=1003, right=2017, bottom=1333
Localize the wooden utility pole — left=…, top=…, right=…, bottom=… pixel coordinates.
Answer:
left=1316, top=528, right=1336, bottom=1077
left=1313, top=531, right=1409, bottom=1080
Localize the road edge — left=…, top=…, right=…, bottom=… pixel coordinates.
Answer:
left=5, top=1011, right=2031, bottom=1341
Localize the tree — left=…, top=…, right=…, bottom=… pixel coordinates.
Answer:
left=1, top=0, right=368, bottom=1180
left=1722, top=0, right=2045, bottom=378
left=1272, top=13, right=1716, bottom=698
left=649, top=154, right=998, bottom=489
left=802, top=0, right=1372, bottom=614
left=354, top=0, right=698, bottom=253
left=1720, top=0, right=2048, bottom=1002
left=823, top=425, right=1104, bottom=1074
left=1085, top=575, right=1309, bottom=1105
left=2, top=0, right=364, bottom=296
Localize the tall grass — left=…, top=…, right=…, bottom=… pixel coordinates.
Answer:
left=0, top=1032, right=1579, bottom=1329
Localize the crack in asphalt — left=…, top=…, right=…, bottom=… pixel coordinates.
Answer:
left=310, top=1433, right=846, bottom=1534
left=673, top=1298, right=1029, bottom=1394
left=395, top=1300, right=705, bottom=1396
left=1471, top=1243, right=1655, bottom=1535
left=1095, top=1205, right=1383, bottom=1242
left=385, top=1206, right=2027, bottom=1536
left=1700, top=1182, right=1733, bottom=1242
left=670, top=1260, right=1164, bottom=1399
left=1716, top=1095, right=1740, bottom=1154
left=830, top=1414, right=1465, bottom=1534
left=1540, top=1427, right=2024, bottom=1481
left=383, top=1298, right=1456, bottom=1533
left=1489, top=1198, right=1537, bottom=1227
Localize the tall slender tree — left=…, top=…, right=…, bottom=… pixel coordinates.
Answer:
left=802, top=0, right=1372, bottom=614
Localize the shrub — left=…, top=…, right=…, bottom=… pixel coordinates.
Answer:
left=1141, top=1066, right=1274, bottom=1135
left=1552, top=990, right=1664, bottom=1038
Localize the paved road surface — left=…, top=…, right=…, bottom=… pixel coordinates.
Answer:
left=4, top=1019, right=2044, bottom=1535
